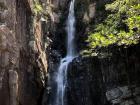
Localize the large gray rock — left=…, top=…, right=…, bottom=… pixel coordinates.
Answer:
left=106, top=86, right=140, bottom=105
left=106, top=88, right=123, bottom=101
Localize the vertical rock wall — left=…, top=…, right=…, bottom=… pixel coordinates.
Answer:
left=67, top=45, right=140, bottom=105
left=0, top=0, right=48, bottom=105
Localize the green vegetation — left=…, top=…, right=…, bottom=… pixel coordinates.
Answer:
left=33, top=0, right=43, bottom=15
left=87, top=0, right=140, bottom=50
left=33, top=0, right=53, bottom=21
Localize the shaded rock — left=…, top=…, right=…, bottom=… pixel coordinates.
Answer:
left=29, top=40, right=38, bottom=53
left=0, top=24, right=18, bottom=105
left=9, top=70, right=18, bottom=105
left=106, top=88, right=123, bottom=101
left=65, top=44, right=140, bottom=105
left=106, top=86, right=140, bottom=105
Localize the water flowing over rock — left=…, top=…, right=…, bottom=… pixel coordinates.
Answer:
left=0, top=0, right=140, bottom=105
left=47, top=0, right=77, bottom=105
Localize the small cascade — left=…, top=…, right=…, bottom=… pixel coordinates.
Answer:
left=50, top=0, right=76, bottom=105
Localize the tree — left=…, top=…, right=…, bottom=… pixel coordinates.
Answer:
left=87, top=0, right=140, bottom=50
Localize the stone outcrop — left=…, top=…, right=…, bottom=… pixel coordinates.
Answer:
left=106, top=86, right=140, bottom=105
left=0, top=0, right=49, bottom=105
left=0, top=24, right=19, bottom=105
left=9, top=70, right=18, bottom=105
left=0, top=0, right=72, bottom=104
left=67, top=45, right=140, bottom=105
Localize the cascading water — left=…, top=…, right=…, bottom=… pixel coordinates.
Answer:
left=54, top=0, right=76, bottom=105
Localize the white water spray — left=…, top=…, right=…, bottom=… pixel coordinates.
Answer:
left=55, top=0, right=76, bottom=105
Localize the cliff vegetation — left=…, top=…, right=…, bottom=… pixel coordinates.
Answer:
left=84, top=0, right=140, bottom=55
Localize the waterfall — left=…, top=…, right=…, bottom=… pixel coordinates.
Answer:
left=67, top=0, right=76, bottom=56
left=54, top=0, right=76, bottom=105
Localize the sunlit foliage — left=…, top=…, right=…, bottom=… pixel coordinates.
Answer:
left=33, top=0, right=43, bottom=15
left=87, top=0, right=140, bottom=49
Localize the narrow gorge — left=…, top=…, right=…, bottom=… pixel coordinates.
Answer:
left=0, top=0, right=140, bottom=105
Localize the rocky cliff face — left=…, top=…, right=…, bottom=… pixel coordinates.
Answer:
left=45, top=0, right=140, bottom=105
left=0, top=0, right=48, bottom=105
left=0, top=0, right=140, bottom=105
left=0, top=0, right=74, bottom=105
left=67, top=45, right=140, bottom=105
